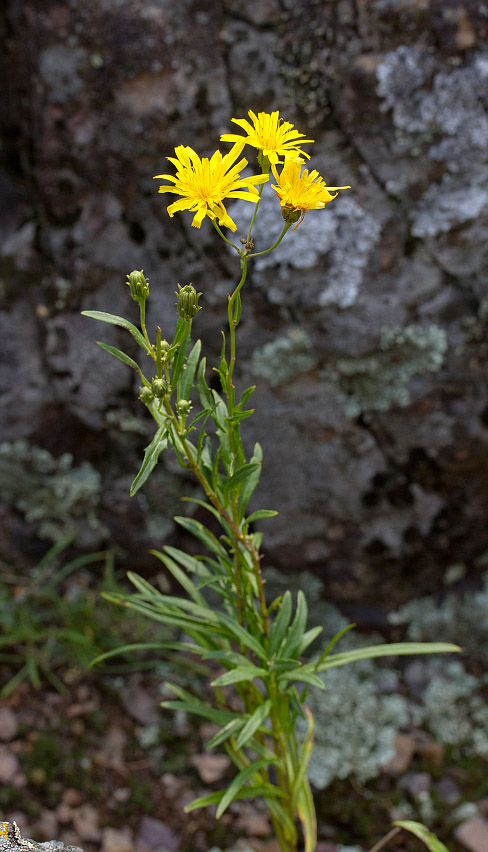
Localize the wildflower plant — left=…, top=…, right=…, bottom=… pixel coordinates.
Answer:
left=85, top=111, right=458, bottom=852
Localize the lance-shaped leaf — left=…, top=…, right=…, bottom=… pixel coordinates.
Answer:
left=196, top=357, right=213, bottom=409
left=212, top=664, right=268, bottom=687
left=150, top=549, right=206, bottom=606
left=96, top=342, right=146, bottom=381
left=245, top=509, right=278, bottom=525
left=179, top=339, right=201, bottom=400
left=234, top=699, right=272, bottom=751
left=269, top=591, right=292, bottom=656
left=184, top=783, right=285, bottom=813
left=223, top=462, right=260, bottom=500
left=315, top=641, right=461, bottom=673
left=296, top=776, right=317, bottom=852
left=174, top=516, right=229, bottom=559
left=393, top=821, right=450, bottom=852
left=281, top=590, right=308, bottom=659
left=81, top=310, right=151, bottom=353
left=216, top=759, right=271, bottom=818
left=238, top=443, right=263, bottom=518
left=162, top=682, right=238, bottom=727
left=171, top=323, right=192, bottom=389
left=130, top=424, right=168, bottom=495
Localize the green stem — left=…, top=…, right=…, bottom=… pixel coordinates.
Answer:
left=246, top=182, right=266, bottom=243
left=139, top=301, right=154, bottom=356
left=248, top=222, right=291, bottom=257
left=212, top=220, right=240, bottom=251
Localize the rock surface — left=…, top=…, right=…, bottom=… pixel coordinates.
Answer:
left=1, top=0, right=488, bottom=609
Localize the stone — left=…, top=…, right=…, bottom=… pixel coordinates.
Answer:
left=0, top=708, right=18, bottom=741
left=134, top=817, right=179, bottom=852
left=0, top=745, right=20, bottom=783
left=189, top=752, right=231, bottom=784
left=454, top=817, right=488, bottom=852
left=101, top=828, right=134, bottom=852
left=382, top=733, right=416, bottom=776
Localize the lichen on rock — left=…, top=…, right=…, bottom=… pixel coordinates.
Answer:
left=326, top=324, right=448, bottom=418
left=0, top=440, right=106, bottom=547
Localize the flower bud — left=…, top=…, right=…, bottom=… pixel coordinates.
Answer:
left=139, top=385, right=154, bottom=406
left=127, top=270, right=149, bottom=302
left=175, top=284, right=202, bottom=320
left=176, top=399, right=192, bottom=417
left=151, top=377, right=167, bottom=399
left=280, top=204, right=302, bottom=226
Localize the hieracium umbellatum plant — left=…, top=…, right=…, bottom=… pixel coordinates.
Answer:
left=85, top=110, right=458, bottom=852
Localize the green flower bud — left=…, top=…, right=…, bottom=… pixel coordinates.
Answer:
left=127, top=270, right=149, bottom=302
left=280, top=204, right=302, bottom=226
left=176, top=399, right=192, bottom=417
left=175, top=283, right=202, bottom=320
left=151, top=377, right=167, bottom=399
left=139, top=385, right=154, bottom=406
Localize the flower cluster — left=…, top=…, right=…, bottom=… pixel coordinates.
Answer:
left=154, top=110, right=350, bottom=232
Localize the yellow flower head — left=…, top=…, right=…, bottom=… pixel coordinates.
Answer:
left=272, top=159, right=350, bottom=229
left=154, top=142, right=268, bottom=231
left=220, top=110, right=313, bottom=173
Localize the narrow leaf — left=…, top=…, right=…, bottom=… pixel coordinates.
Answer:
left=245, top=509, right=278, bottom=524
left=223, top=462, right=260, bottom=499
left=269, top=591, right=293, bottom=657
left=179, top=339, right=201, bottom=400
left=235, top=700, right=272, bottom=750
left=211, top=664, right=268, bottom=687
left=216, top=759, right=270, bottom=818
left=296, top=777, right=317, bottom=852
left=316, top=642, right=461, bottom=673
left=184, top=784, right=284, bottom=813
left=96, top=342, right=144, bottom=377
left=174, top=516, right=228, bottom=559
left=281, top=590, right=308, bottom=658
left=130, top=424, right=168, bottom=495
left=393, top=821, right=450, bottom=852
left=81, top=310, right=151, bottom=353
left=197, top=357, right=214, bottom=409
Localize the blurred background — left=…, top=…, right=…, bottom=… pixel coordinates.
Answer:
left=1, top=2, right=488, bottom=851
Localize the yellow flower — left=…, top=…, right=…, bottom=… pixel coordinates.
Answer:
left=220, top=110, right=313, bottom=173
left=154, top=142, right=268, bottom=231
left=271, top=159, right=350, bottom=229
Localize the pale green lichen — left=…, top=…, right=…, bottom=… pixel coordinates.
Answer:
left=414, top=660, right=488, bottom=758
left=303, top=662, right=409, bottom=789
left=0, top=440, right=105, bottom=545
left=327, top=324, right=447, bottom=417
left=390, top=571, right=488, bottom=658
left=251, top=328, right=317, bottom=387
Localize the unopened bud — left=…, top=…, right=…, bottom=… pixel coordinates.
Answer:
left=151, top=377, right=167, bottom=399
left=175, top=284, right=202, bottom=320
left=127, top=270, right=149, bottom=302
left=139, top=385, right=154, bottom=405
left=176, top=399, right=192, bottom=417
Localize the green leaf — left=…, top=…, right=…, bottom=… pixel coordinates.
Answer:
left=281, top=590, right=308, bottom=658
left=269, top=591, right=292, bottom=656
left=316, top=642, right=461, bottom=672
left=162, top=682, right=238, bottom=726
left=174, top=516, right=228, bottom=559
left=296, top=776, right=317, bottom=852
left=239, top=385, right=256, bottom=406
left=130, top=424, right=168, bottom=495
left=81, top=310, right=151, bottom=353
left=179, top=339, right=201, bottom=400
left=278, top=669, right=325, bottom=690
left=216, top=759, right=271, bottom=818
left=393, top=821, right=450, bottom=852
left=211, top=664, right=268, bottom=687
left=172, top=317, right=191, bottom=347
left=205, top=718, right=245, bottom=750
left=235, top=699, right=272, bottom=750
left=196, top=357, right=214, bottom=409
left=184, top=784, right=284, bottom=813
left=89, top=641, right=200, bottom=668
left=238, top=444, right=263, bottom=518
left=171, top=323, right=191, bottom=388
left=149, top=549, right=206, bottom=606
left=297, top=625, right=323, bottom=655
left=96, top=342, right=143, bottom=376
left=245, top=509, right=278, bottom=524
left=223, top=462, right=261, bottom=499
